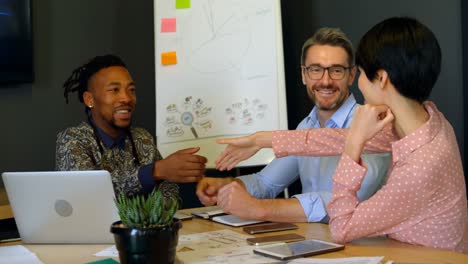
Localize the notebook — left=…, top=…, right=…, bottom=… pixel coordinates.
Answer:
left=211, top=214, right=266, bottom=227
left=2, top=170, right=120, bottom=244
left=191, top=207, right=266, bottom=227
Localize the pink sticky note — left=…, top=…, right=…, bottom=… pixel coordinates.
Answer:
left=161, top=18, right=176, bottom=33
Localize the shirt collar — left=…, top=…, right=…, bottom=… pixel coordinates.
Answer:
left=90, top=118, right=127, bottom=149
left=391, top=101, right=442, bottom=163
left=306, top=93, right=356, bottom=128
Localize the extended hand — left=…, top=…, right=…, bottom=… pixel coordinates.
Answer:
left=153, top=147, right=207, bottom=183
left=196, top=177, right=234, bottom=206
left=215, top=133, right=261, bottom=171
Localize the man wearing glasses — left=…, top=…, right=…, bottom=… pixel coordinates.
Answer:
left=196, top=28, right=389, bottom=223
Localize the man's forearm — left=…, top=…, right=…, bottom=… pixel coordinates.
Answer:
left=256, top=198, right=307, bottom=222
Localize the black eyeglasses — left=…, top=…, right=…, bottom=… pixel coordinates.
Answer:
left=302, top=65, right=353, bottom=80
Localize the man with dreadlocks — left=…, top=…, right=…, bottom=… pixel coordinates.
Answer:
left=56, top=55, right=207, bottom=196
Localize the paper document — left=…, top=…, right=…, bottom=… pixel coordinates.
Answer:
left=0, top=245, right=43, bottom=264
left=94, top=229, right=388, bottom=264
left=191, top=256, right=385, bottom=264
left=177, top=229, right=252, bottom=251
left=94, top=246, right=118, bottom=257
left=176, top=230, right=387, bottom=264
left=280, top=257, right=385, bottom=264
left=176, top=229, right=261, bottom=263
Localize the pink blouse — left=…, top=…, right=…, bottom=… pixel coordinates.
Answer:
left=272, top=102, right=467, bottom=252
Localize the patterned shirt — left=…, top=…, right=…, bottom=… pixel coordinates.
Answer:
left=55, top=121, right=171, bottom=196
left=238, top=94, right=390, bottom=222
left=272, top=102, right=467, bottom=252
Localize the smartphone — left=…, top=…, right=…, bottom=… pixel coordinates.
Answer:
left=243, top=222, right=298, bottom=234
left=246, top=233, right=305, bottom=246
left=174, top=212, right=193, bottom=221
left=253, top=239, right=345, bottom=260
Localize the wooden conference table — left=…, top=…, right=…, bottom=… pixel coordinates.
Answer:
left=1, top=205, right=467, bottom=264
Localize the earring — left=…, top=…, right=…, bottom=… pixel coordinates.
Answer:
left=88, top=105, right=93, bottom=108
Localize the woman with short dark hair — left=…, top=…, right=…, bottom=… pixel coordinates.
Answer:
left=214, top=17, right=467, bottom=252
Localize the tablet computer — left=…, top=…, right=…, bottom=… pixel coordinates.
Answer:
left=253, top=239, right=344, bottom=260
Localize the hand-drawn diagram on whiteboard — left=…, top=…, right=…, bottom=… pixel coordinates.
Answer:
left=225, top=98, right=268, bottom=126
left=181, top=1, right=252, bottom=74
left=155, top=0, right=286, bottom=166
left=163, top=96, right=269, bottom=141
left=164, top=96, right=214, bottom=139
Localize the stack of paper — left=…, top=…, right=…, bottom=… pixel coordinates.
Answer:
left=0, top=245, right=43, bottom=264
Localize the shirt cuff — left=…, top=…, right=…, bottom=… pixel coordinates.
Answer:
left=237, top=175, right=261, bottom=197
left=138, top=163, right=159, bottom=194
left=333, top=154, right=367, bottom=191
left=293, top=193, right=328, bottom=223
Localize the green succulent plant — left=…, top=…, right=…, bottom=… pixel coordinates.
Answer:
left=114, top=183, right=180, bottom=229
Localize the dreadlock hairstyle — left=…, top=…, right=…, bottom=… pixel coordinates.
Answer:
left=63, top=54, right=127, bottom=105
left=62, top=55, right=141, bottom=166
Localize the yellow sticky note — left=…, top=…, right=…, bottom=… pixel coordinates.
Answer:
left=176, top=0, right=190, bottom=9
left=161, top=51, right=177, bottom=65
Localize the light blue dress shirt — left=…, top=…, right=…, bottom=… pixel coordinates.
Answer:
left=238, top=94, right=390, bottom=222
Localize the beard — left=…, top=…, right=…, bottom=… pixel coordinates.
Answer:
left=109, top=116, right=132, bottom=130
left=110, top=104, right=134, bottom=130
left=307, top=83, right=348, bottom=111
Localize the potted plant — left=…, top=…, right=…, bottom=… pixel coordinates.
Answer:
left=110, top=184, right=182, bottom=264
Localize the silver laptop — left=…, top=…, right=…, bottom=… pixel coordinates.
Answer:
left=2, top=170, right=120, bottom=244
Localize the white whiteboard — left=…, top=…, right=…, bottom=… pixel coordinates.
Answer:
left=154, top=0, right=287, bottom=168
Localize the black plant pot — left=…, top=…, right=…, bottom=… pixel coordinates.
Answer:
left=110, top=219, right=182, bottom=264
